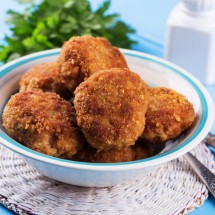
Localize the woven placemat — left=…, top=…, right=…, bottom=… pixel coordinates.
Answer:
left=0, top=142, right=214, bottom=215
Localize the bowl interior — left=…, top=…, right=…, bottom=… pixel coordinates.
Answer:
left=0, top=49, right=214, bottom=170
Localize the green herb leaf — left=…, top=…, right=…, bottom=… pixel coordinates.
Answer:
left=0, top=0, right=136, bottom=63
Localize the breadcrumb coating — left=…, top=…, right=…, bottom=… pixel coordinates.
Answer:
left=58, top=35, right=128, bottom=92
left=2, top=34, right=197, bottom=163
left=141, top=87, right=195, bottom=144
left=2, top=91, right=84, bottom=158
left=74, top=68, right=149, bottom=150
left=73, top=142, right=151, bottom=163
left=19, top=62, right=71, bottom=99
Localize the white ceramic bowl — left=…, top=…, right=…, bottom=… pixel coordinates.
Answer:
left=0, top=49, right=214, bottom=187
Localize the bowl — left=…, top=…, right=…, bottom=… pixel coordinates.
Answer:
left=0, top=48, right=214, bottom=187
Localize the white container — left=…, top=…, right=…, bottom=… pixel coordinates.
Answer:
left=165, top=0, right=215, bottom=85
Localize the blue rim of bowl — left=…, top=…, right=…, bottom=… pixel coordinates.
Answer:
left=0, top=49, right=210, bottom=168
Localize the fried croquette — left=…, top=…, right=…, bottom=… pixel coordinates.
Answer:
left=2, top=91, right=84, bottom=158
left=58, top=35, right=128, bottom=92
left=73, top=142, right=151, bottom=163
left=141, top=87, right=195, bottom=144
left=74, top=68, right=149, bottom=150
left=19, top=62, right=71, bottom=99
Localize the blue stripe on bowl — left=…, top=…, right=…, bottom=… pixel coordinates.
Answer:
left=0, top=51, right=60, bottom=78
left=0, top=50, right=208, bottom=166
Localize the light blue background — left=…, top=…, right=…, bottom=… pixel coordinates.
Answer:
left=0, top=0, right=215, bottom=214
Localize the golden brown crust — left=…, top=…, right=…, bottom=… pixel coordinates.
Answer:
left=73, top=142, right=151, bottom=163
left=74, top=68, right=149, bottom=150
left=58, top=36, right=128, bottom=92
left=141, top=87, right=195, bottom=144
left=2, top=91, right=84, bottom=158
left=19, top=62, right=71, bottom=99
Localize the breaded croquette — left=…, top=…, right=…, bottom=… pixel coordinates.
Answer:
left=74, top=68, right=149, bottom=150
left=19, top=62, right=71, bottom=99
left=141, top=87, right=195, bottom=144
left=73, top=142, right=151, bottom=163
left=58, top=36, right=128, bottom=92
left=2, top=91, right=84, bottom=158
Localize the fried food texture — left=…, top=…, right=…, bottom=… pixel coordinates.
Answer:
left=58, top=35, right=128, bottom=92
left=2, top=91, right=84, bottom=158
left=141, top=87, right=195, bottom=144
left=19, top=62, right=71, bottom=99
left=74, top=68, right=149, bottom=150
left=73, top=142, right=151, bottom=163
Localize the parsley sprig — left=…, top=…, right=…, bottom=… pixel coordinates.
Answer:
left=0, top=0, right=136, bottom=63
